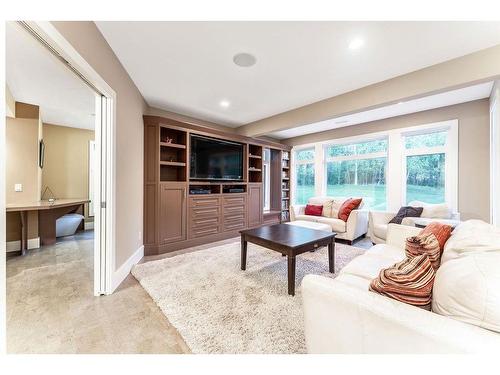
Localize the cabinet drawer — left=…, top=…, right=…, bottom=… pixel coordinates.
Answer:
left=190, top=225, right=220, bottom=238
left=191, top=216, right=220, bottom=228
left=189, top=196, right=220, bottom=207
left=223, top=204, right=245, bottom=215
left=222, top=195, right=246, bottom=206
left=223, top=212, right=245, bottom=222
left=190, top=206, right=220, bottom=218
left=223, top=220, right=246, bottom=232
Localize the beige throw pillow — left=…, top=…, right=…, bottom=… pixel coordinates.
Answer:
left=330, top=199, right=343, bottom=219
left=322, top=199, right=334, bottom=217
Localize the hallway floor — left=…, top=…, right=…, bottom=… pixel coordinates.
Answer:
left=6, top=231, right=189, bottom=354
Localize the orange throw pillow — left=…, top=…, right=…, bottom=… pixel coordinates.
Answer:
left=419, top=222, right=452, bottom=251
left=338, top=198, right=362, bottom=222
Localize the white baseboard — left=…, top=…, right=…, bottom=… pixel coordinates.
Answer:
left=111, top=245, right=144, bottom=293
left=84, top=221, right=94, bottom=230
left=6, top=237, right=40, bottom=252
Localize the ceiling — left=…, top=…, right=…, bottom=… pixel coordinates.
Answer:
left=96, top=21, right=500, bottom=128
left=6, top=22, right=96, bottom=130
left=270, top=81, right=495, bottom=139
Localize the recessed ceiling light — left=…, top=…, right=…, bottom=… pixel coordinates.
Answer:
left=219, top=100, right=230, bottom=108
left=233, top=53, right=257, bottom=67
left=348, top=38, right=364, bottom=50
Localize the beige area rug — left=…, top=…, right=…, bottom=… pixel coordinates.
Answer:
left=132, top=241, right=365, bottom=354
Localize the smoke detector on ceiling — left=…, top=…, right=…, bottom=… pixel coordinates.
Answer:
left=233, top=53, right=257, bottom=67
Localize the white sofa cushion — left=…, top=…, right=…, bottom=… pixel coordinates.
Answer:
left=335, top=273, right=371, bottom=290
left=432, top=252, right=500, bottom=333
left=408, top=200, right=451, bottom=219
left=442, top=220, right=500, bottom=264
left=340, top=250, right=404, bottom=281
left=295, top=214, right=319, bottom=222
left=316, top=217, right=346, bottom=233
left=372, top=223, right=388, bottom=240
left=368, top=243, right=404, bottom=260
left=285, top=220, right=331, bottom=232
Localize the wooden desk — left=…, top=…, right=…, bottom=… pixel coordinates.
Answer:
left=6, top=199, right=90, bottom=255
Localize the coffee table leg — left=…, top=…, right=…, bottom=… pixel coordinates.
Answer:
left=287, top=255, right=296, bottom=296
left=241, top=235, right=247, bottom=271
left=328, top=241, right=335, bottom=273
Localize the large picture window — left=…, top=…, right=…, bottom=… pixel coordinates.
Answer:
left=290, top=120, right=457, bottom=212
left=325, top=139, right=387, bottom=210
left=404, top=131, right=448, bottom=204
left=294, top=148, right=315, bottom=204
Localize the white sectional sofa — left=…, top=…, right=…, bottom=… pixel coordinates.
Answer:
left=369, top=201, right=461, bottom=244
left=302, top=220, right=500, bottom=353
left=290, top=196, right=368, bottom=244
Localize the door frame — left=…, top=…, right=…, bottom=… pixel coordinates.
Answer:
left=24, top=21, right=117, bottom=295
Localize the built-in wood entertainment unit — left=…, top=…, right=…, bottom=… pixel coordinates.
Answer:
left=143, top=115, right=292, bottom=255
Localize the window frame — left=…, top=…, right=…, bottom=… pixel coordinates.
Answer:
left=401, top=125, right=458, bottom=210
left=291, top=147, right=316, bottom=205
left=262, top=150, right=271, bottom=211
left=323, top=136, right=388, bottom=210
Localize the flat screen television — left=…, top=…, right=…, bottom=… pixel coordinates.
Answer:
left=190, top=135, right=244, bottom=181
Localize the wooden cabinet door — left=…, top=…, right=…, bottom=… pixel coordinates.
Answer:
left=248, top=184, right=263, bottom=227
left=159, top=184, right=186, bottom=243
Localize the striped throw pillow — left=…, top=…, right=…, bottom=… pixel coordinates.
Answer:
left=369, top=255, right=436, bottom=310
left=405, top=232, right=442, bottom=270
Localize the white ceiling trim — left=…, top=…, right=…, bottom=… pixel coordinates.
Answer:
left=269, top=81, right=494, bottom=139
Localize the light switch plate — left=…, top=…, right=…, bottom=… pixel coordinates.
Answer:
left=14, top=183, right=23, bottom=192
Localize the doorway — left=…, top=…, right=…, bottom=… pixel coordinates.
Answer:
left=5, top=21, right=115, bottom=295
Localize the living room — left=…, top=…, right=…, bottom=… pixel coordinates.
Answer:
left=2, top=1, right=500, bottom=373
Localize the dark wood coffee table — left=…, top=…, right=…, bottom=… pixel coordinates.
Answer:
left=240, top=224, right=336, bottom=296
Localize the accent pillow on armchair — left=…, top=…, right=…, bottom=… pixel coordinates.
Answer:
left=389, top=206, right=424, bottom=224
left=338, top=198, right=362, bottom=222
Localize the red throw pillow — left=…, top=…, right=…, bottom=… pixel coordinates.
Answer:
left=419, top=222, right=452, bottom=251
left=338, top=198, right=362, bottom=222
left=305, top=204, right=323, bottom=216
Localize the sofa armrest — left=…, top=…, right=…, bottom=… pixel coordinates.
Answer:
left=345, top=209, right=368, bottom=241
left=302, top=275, right=500, bottom=353
left=386, top=223, right=421, bottom=248
left=290, top=204, right=305, bottom=221
left=369, top=210, right=397, bottom=225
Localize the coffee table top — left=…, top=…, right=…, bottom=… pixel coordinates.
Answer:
left=240, top=223, right=336, bottom=250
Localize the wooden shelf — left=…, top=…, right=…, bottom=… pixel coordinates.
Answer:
left=282, top=188, right=289, bottom=191
left=160, top=142, right=186, bottom=149
left=249, top=168, right=262, bottom=172
left=160, top=161, right=186, bottom=167
left=282, top=177, right=290, bottom=180
left=249, top=154, right=262, bottom=159
left=282, top=197, right=290, bottom=200
left=282, top=166, right=289, bottom=170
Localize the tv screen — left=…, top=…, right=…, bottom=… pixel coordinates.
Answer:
left=190, top=135, right=244, bottom=181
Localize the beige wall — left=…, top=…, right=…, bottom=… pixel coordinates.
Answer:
left=283, top=99, right=491, bottom=222
left=52, top=21, right=148, bottom=270
left=6, top=104, right=41, bottom=242
left=42, top=123, right=95, bottom=221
